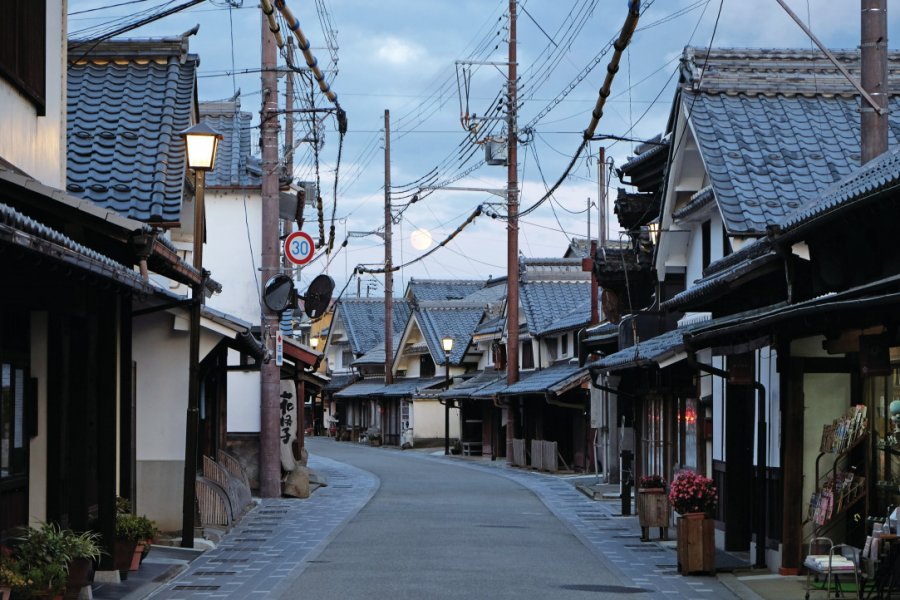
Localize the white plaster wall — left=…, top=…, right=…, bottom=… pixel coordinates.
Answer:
left=227, top=370, right=261, bottom=432
left=0, top=1, right=66, bottom=187
left=412, top=398, right=459, bottom=441
left=133, top=312, right=222, bottom=461
left=205, top=190, right=263, bottom=324
left=28, top=312, right=48, bottom=524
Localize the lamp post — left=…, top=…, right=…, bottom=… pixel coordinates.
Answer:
left=178, top=122, right=222, bottom=548
left=442, top=336, right=454, bottom=455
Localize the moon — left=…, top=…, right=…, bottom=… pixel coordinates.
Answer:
left=410, top=228, right=433, bottom=250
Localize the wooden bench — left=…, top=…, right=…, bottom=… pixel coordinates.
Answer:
left=461, top=441, right=482, bottom=456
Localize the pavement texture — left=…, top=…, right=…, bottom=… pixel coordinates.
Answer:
left=94, top=438, right=813, bottom=599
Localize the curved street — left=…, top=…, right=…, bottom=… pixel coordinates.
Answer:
left=149, top=438, right=746, bottom=599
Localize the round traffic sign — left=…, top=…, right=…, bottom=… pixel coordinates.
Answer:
left=284, top=231, right=315, bottom=265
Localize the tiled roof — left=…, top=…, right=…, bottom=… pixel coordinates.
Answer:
left=680, top=47, right=900, bottom=235
left=458, top=280, right=507, bottom=305
left=0, top=201, right=159, bottom=294
left=352, top=346, right=387, bottom=366
left=438, top=370, right=506, bottom=399
left=67, top=35, right=197, bottom=223
left=200, top=94, right=259, bottom=189
left=406, top=278, right=485, bottom=302
left=334, top=377, right=386, bottom=398
left=520, top=280, right=592, bottom=336
left=521, top=257, right=588, bottom=280
left=324, top=373, right=356, bottom=392
left=414, top=303, right=485, bottom=365
left=589, top=327, right=692, bottom=372
left=778, top=147, right=900, bottom=236
left=582, top=321, right=619, bottom=344
left=565, top=237, right=598, bottom=259
left=379, top=377, right=445, bottom=397
left=673, top=186, right=715, bottom=221
left=540, top=297, right=592, bottom=336
left=618, top=134, right=669, bottom=174
left=681, top=47, right=900, bottom=96
left=500, top=361, right=588, bottom=396
left=661, top=250, right=779, bottom=310
left=336, top=298, right=412, bottom=356
left=473, top=314, right=504, bottom=337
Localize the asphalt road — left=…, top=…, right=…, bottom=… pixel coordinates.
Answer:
left=282, top=439, right=649, bottom=599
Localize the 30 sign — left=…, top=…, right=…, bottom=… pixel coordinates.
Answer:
left=284, top=231, right=315, bottom=265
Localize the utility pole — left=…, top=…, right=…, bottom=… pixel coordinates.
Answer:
left=259, top=11, right=282, bottom=498
left=598, top=147, right=607, bottom=247
left=384, top=110, right=394, bottom=389
left=505, top=0, right=519, bottom=465
left=282, top=40, right=295, bottom=271
left=861, top=0, right=888, bottom=164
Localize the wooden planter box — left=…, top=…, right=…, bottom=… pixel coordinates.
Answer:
left=676, top=513, right=715, bottom=574
left=637, top=489, right=670, bottom=540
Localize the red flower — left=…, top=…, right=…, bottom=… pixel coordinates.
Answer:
left=667, top=470, right=717, bottom=515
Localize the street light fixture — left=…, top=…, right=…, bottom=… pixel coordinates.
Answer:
left=442, top=336, right=454, bottom=456
left=310, top=336, right=319, bottom=349
left=178, top=121, right=221, bottom=549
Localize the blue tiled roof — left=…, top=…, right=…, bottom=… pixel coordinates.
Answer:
left=438, top=370, right=506, bottom=399
left=414, top=303, right=486, bottom=365
left=673, top=186, right=715, bottom=220
left=687, top=93, right=900, bottom=234
left=520, top=280, right=592, bottom=336
left=336, top=298, right=412, bottom=356
left=500, top=361, right=588, bottom=396
left=200, top=95, right=259, bottom=188
left=0, top=201, right=158, bottom=294
left=406, top=278, right=486, bottom=302
left=324, top=373, right=356, bottom=392
left=582, top=321, right=619, bottom=344
left=779, top=147, right=900, bottom=235
left=67, top=37, right=197, bottom=223
left=661, top=241, right=778, bottom=310
left=379, top=377, right=445, bottom=397
left=618, top=134, right=669, bottom=174
left=590, top=327, right=692, bottom=371
left=334, top=377, right=386, bottom=398
left=680, top=46, right=900, bottom=236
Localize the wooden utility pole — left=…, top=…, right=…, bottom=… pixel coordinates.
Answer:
left=259, top=12, right=282, bottom=498
left=505, top=0, right=519, bottom=465
left=598, top=147, right=607, bottom=247
left=861, top=0, right=888, bottom=164
left=384, top=110, right=394, bottom=388
left=282, top=41, right=295, bottom=271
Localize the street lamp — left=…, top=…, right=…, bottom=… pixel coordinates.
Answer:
left=442, top=336, right=454, bottom=455
left=178, top=121, right=221, bottom=549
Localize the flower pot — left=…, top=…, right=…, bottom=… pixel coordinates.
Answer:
left=130, top=541, right=145, bottom=571
left=140, top=538, right=153, bottom=564
left=637, top=488, right=671, bottom=540
left=64, top=557, right=94, bottom=600
left=113, top=539, right=138, bottom=579
left=676, top=513, right=715, bottom=574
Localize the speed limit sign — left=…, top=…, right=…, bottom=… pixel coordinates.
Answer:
left=284, top=231, right=315, bottom=265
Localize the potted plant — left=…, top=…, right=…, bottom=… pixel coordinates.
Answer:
left=9, top=523, right=73, bottom=599
left=60, top=530, right=102, bottom=600
left=115, top=513, right=157, bottom=573
left=637, top=474, right=670, bottom=541
left=0, top=549, right=26, bottom=600
left=668, top=470, right=718, bottom=574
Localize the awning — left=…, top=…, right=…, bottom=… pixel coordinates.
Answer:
left=588, top=327, right=694, bottom=373
left=378, top=377, right=445, bottom=397
left=438, top=370, right=506, bottom=400
left=499, top=361, right=589, bottom=397
left=334, top=378, right=386, bottom=398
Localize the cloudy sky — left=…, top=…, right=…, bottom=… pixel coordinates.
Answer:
left=68, top=0, right=899, bottom=297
